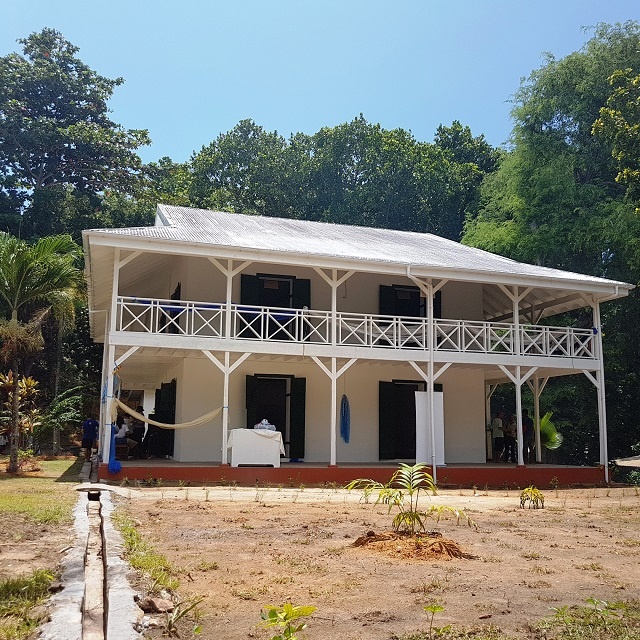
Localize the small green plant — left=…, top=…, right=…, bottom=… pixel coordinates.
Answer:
left=165, top=596, right=205, bottom=636
left=423, top=603, right=450, bottom=639
left=520, top=485, right=544, bottom=509
left=346, top=463, right=475, bottom=535
left=260, top=602, right=316, bottom=640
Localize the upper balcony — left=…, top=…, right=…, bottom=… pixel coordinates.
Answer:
left=115, top=296, right=597, bottom=361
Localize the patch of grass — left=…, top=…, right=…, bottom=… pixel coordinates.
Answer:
left=197, top=561, right=219, bottom=571
left=576, top=562, right=604, bottom=571
left=0, top=569, right=54, bottom=640
left=0, top=458, right=80, bottom=525
left=112, top=511, right=179, bottom=593
left=540, top=599, right=640, bottom=639
left=392, top=623, right=508, bottom=639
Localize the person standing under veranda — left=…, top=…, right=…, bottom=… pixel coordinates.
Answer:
left=522, top=408, right=534, bottom=464
left=81, top=416, right=98, bottom=462
left=491, top=411, right=504, bottom=462
left=502, top=414, right=517, bottom=463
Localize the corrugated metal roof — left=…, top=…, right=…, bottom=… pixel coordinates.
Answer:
left=85, top=205, right=631, bottom=289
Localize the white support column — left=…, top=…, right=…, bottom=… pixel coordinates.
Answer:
left=110, top=249, right=121, bottom=334
left=331, top=273, right=337, bottom=347
left=209, top=258, right=252, bottom=340
left=498, top=365, right=537, bottom=466
left=102, top=344, right=116, bottom=463
left=311, top=356, right=356, bottom=466
left=225, top=263, right=233, bottom=339
left=202, top=350, right=252, bottom=465
left=405, top=272, right=448, bottom=484
left=97, top=336, right=109, bottom=459
left=314, top=268, right=354, bottom=348
left=592, top=298, right=609, bottom=481
left=515, top=365, right=523, bottom=466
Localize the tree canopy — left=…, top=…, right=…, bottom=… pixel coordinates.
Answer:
left=189, top=116, right=497, bottom=240
left=0, top=28, right=150, bottom=238
left=0, top=232, right=83, bottom=470
left=462, top=21, right=640, bottom=463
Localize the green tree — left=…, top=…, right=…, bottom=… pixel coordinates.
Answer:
left=190, top=119, right=296, bottom=216
left=463, top=21, right=640, bottom=462
left=189, top=116, right=496, bottom=239
left=0, top=28, right=150, bottom=238
left=0, top=233, right=83, bottom=472
left=593, top=68, right=640, bottom=206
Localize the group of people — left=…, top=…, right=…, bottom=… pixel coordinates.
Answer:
left=115, top=407, right=146, bottom=458
left=491, top=409, right=534, bottom=463
left=81, top=405, right=147, bottom=461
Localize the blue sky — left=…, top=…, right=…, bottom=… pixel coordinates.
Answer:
left=3, top=1, right=639, bottom=163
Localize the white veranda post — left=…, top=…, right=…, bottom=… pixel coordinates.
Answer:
left=580, top=297, right=609, bottom=482
left=311, top=357, right=356, bottom=466
left=202, top=351, right=251, bottom=464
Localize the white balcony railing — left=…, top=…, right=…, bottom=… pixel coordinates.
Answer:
left=116, top=296, right=596, bottom=360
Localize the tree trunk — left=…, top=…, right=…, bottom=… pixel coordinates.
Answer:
left=7, top=364, right=21, bottom=473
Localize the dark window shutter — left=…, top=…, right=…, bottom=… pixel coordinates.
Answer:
left=289, top=377, right=306, bottom=459
left=434, top=290, right=442, bottom=319
left=378, top=381, right=397, bottom=459
left=379, top=285, right=395, bottom=316
left=240, top=274, right=261, bottom=306
left=292, top=278, right=311, bottom=309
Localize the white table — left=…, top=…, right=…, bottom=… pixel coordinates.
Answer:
left=227, top=429, right=285, bottom=467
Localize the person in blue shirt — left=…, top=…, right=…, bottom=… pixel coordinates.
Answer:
left=82, top=416, right=99, bottom=461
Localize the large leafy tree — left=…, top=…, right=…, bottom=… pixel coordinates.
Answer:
left=190, top=116, right=497, bottom=240
left=463, top=21, right=640, bottom=462
left=0, top=28, right=150, bottom=238
left=593, top=68, right=640, bottom=207
left=0, top=233, right=83, bottom=472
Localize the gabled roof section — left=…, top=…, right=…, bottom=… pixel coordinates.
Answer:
left=84, top=204, right=632, bottom=294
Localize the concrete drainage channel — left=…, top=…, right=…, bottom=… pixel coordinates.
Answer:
left=40, top=480, right=141, bottom=640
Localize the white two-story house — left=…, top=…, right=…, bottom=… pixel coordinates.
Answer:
left=83, top=205, right=632, bottom=485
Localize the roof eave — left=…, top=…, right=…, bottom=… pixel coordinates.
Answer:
left=82, top=230, right=632, bottom=303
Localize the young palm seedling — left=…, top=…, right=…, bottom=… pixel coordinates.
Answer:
left=520, top=486, right=544, bottom=509
left=346, top=463, right=475, bottom=535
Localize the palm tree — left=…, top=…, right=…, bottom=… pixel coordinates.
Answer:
left=0, top=233, right=83, bottom=472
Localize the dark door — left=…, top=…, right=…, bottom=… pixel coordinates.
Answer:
left=246, top=376, right=287, bottom=433
left=246, top=375, right=306, bottom=459
left=147, top=379, right=176, bottom=457
left=289, top=377, right=306, bottom=460
left=378, top=380, right=422, bottom=459
left=240, top=274, right=311, bottom=340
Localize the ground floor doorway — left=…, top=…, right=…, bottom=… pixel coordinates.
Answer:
left=246, top=374, right=306, bottom=460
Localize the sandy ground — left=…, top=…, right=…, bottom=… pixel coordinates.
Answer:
left=115, top=484, right=640, bottom=639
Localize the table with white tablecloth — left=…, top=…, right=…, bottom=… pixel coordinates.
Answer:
left=227, top=428, right=285, bottom=467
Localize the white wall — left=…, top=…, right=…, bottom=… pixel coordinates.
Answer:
left=172, top=358, right=224, bottom=462
left=119, top=253, right=487, bottom=322
left=162, top=356, right=487, bottom=464
left=441, top=281, right=484, bottom=321
left=439, top=367, right=486, bottom=463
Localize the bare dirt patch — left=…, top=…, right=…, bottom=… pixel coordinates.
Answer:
left=0, top=457, right=80, bottom=582
left=117, top=484, right=640, bottom=639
